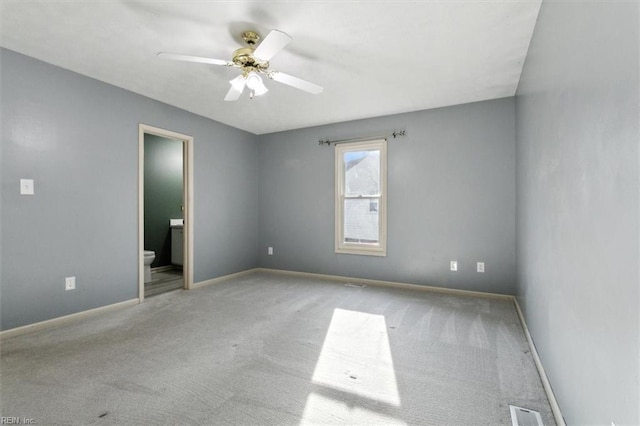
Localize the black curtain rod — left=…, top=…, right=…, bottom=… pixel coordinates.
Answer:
left=318, top=130, right=406, bottom=146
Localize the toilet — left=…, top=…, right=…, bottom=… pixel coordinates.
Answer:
left=143, top=250, right=155, bottom=283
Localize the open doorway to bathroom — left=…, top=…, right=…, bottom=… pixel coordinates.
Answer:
left=138, top=124, right=193, bottom=301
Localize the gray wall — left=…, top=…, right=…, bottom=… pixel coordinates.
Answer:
left=515, top=2, right=639, bottom=425
left=1, top=48, right=259, bottom=330
left=258, top=98, right=516, bottom=294
left=144, top=134, right=183, bottom=268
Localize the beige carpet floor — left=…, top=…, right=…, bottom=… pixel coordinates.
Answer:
left=0, top=271, right=554, bottom=425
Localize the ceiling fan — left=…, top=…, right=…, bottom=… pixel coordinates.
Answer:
left=158, top=29, right=323, bottom=101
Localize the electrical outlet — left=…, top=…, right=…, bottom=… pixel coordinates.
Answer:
left=65, top=276, right=76, bottom=291
left=267, top=247, right=273, bottom=255
left=477, top=262, right=485, bottom=273
left=450, top=261, right=458, bottom=272
left=20, top=179, right=34, bottom=195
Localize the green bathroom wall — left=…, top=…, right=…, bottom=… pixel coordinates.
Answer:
left=144, top=134, right=183, bottom=268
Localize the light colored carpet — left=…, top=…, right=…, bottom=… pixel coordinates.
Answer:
left=0, top=271, right=555, bottom=425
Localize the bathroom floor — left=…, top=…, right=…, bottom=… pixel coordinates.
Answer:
left=145, top=268, right=183, bottom=297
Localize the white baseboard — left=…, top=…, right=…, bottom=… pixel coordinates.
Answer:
left=0, top=298, right=140, bottom=340
left=1, top=268, right=255, bottom=339
left=513, top=298, right=565, bottom=426
left=192, top=268, right=260, bottom=289
left=256, top=267, right=514, bottom=300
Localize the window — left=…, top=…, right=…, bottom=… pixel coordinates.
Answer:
left=335, top=139, right=387, bottom=256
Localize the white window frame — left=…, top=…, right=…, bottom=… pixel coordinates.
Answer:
left=335, top=139, right=387, bottom=256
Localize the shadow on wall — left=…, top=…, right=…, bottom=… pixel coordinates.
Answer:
left=144, top=134, right=183, bottom=268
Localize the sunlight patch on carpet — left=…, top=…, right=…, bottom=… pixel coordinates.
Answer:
left=301, top=308, right=404, bottom=425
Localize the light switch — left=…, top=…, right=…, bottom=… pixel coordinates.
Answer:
left=20, top=179, right=34, bottom=195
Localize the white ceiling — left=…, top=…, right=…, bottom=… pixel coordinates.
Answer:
left=1, top=1, right=541, bottom=135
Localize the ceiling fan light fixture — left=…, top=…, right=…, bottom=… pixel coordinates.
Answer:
left=246, top=71, right=268, bottom=97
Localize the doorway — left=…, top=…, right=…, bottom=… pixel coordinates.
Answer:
left=138, top=124, right=193, bottom=301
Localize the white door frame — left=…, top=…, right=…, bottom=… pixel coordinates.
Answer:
left=138, top=124, right=194, bottom=302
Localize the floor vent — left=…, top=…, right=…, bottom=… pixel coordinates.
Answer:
left=510, top=405, right=544, bottom=426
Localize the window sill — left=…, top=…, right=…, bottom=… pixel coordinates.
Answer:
left=335, top=246, right=387, bottom=257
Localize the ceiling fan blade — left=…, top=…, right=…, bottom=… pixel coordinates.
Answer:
left=157, top=52, right=231, bottom=66
left=268, top=71, right=323, bottom=95
left=253, top=30, right=292, bottom=61
left=224, top=75, right=246, bottom=101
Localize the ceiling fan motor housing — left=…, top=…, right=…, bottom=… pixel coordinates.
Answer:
left=233, top=31, right=269, bottom=73
left=232, top=47, right=269, bottom=72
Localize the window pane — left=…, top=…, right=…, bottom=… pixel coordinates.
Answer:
left=344, top=198, right=379, bottom=243
left=344, top=150, right=380, bottom=197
